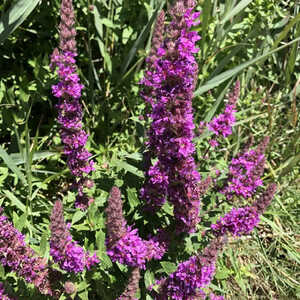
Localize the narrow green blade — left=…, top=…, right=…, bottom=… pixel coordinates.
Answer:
left=0, top=0, right=40, bottom=43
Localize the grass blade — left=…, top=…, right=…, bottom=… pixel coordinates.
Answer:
left=204, top=78, right=234, bottom=122
left=271, top=12, right=300, bottom=51
left=0, top=146, right=27, bottom=186
left=200, top=0, right=212, bottom=56
left=194, top=36, right=300, bottom=96
left=2, top=190, right=26, bottom=212
left=0, top=0, right=40, bottom=43
left=120, top=2, right=165, bottom=76
left=221, top=0, right=252, bottom=24
left=9, top=151, right=56, bottom=165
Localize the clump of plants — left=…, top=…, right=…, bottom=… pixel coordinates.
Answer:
left=1, top=0, right=293, bottom=299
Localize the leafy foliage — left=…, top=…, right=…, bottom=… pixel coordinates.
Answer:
left=0, top=0, right=299, bottom=299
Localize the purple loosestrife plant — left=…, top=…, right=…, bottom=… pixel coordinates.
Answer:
left=105, top=187, right=166, bottom=269
left=140, top=0, right=202, bottom=233
left=0, top=208, right=61, bottom=297
left=50, top=200, right=99, bottom=273
left=140, top=10, right=168, bottom=211
left=50, top=0, right=95, bottom=210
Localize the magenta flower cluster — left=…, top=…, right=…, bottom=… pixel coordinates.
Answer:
left=51, top=50, right=95, bottom=210
left=157, top=257, right=216, bottom=300
left=140, top=0, right=202, bottom=233
left=106, top=187, right=166, bottom=269
left=212, top=183, right=276, bottom=238
left=50, top=0, right=95, bottom=210
left=50, top=237, right=99, bottom=273
left=155, top=236, right=226, bottom=300
left=50, top=201, right=99, bottom=273
left=211, top=206, right=259, bottom=237
left=208, top=80, right=240, bottom=138
left=0, top=208, right=59, bottom=296
left=107, top=225, right=149, bottom=268
left=221, top=137, right=269, bottom=200
left=107, top=226, right=166, bottom=269
left=51, top=51, right=83, bottom=100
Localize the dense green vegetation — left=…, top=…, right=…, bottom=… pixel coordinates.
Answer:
left=0, top=0, right=299, bottom=299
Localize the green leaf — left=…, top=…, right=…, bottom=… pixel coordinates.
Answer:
left=93, top=4, right=103, bottom=38
left=279, top=153, right=300, bottom=177
left=58, top=294, right=67, bottom=300
left=160, top=261, right=177, bottom=275
left=144, top=270, right=155, bottom=288
left=110, top=159, right=144, bottom=177
left=200, top=0, right=212, bottom=45
left=194, top=36, right=300, bottom=96
left=221, top=0, right=252, bottom=24
left=162, top=202, right=173, bottom=216
left=96, top=230, right=106, bottom=253
left=215, top=266, right=233, bottom=280
left=15, top=212, right=27, bottom=231
left=99, top=252, right=112, bottom=269
left=96, top=37, right=112, bottom=74
left=9, top=151, right=56, bottom=165
left=0, top=0, right=40, bottom=43
left=77, top=281, right=89, bottom=300
left=121, top=152, right=143, bottom=161
left=0, top=146, right=27, bottom=186
left=127, top=187, right=139, bottom=210
left=120, top=2, right=165, bottom=76
left=72, top=210, right=87, bottom=225
left=100, top=18, right=116, bottom=28
left=122, top=26, right=133, bottom=44
left=0, top=264, right=5, bottom=278
left=285, top=20, right=300, bottom=85
left=39, top=229, right=49, bottom=256
left=271, top=12, right=300, bottom=51
left=3, top=189, right=26, bottom=212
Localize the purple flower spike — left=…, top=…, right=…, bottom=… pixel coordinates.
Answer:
left=107, top=226, right=149, bottom=268
left=0, top=208, right=61, bottom=297
left=105, top=187, right=167, bottom=268
left=154, top=236, right=226, bottom=300
left=118, top=268, right=140, bottom=300
left=208, top=80, right=240, bottom=138
left=211, top=206, right=259, bottom=237
left=50, top=201, right=99, bottom=273
left=50, top=0, right=95, bottom=210
left=254, top=183, right=277, bottom=214
left=221, top=137, right=269, bottom=200
left=212, top=183, right=276, bottom=238
left=140, top=0, right=202, bottom=233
